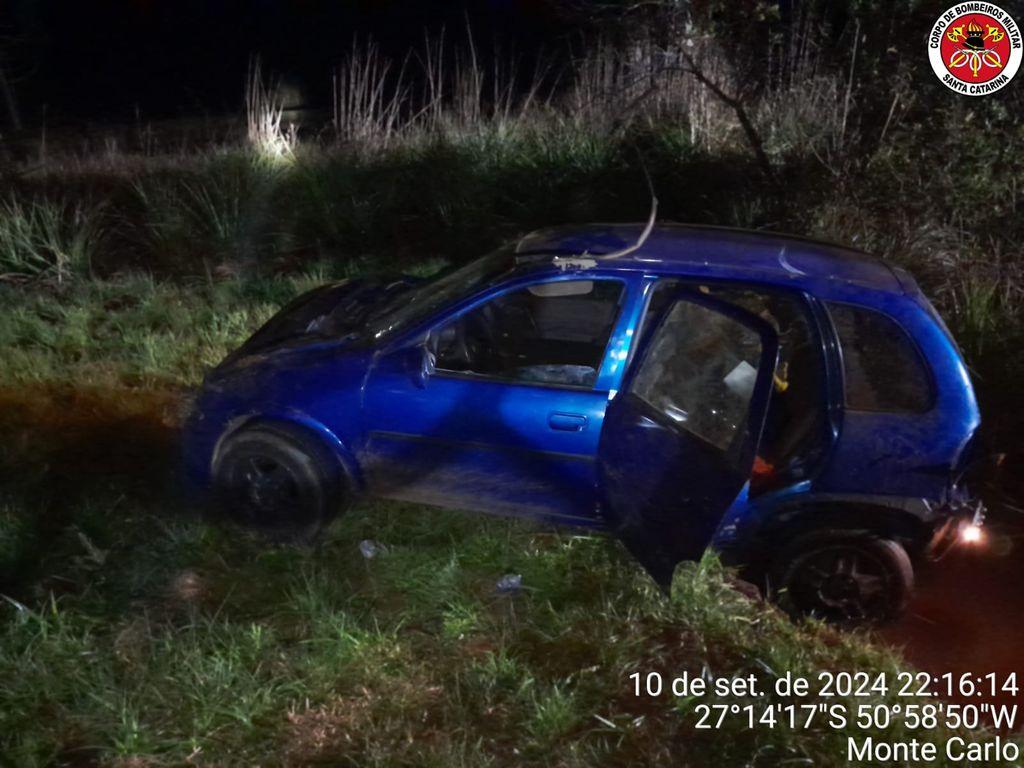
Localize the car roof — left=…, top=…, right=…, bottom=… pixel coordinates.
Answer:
left=514, top=223, right=905, bottom=295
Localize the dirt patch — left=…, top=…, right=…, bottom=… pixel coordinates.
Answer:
left=284, top=679, right=447, bottom=766
left=0, top=383, right=185, bottom=498
left=0, top=383, right=189, bottom=595
left=285, top=696, right=373, bottom=764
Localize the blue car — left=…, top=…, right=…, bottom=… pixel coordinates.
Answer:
left=183, top=224, right=984, bottom=623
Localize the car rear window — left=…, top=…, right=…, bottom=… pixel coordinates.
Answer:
left=827, top=303, right=933, bottom=413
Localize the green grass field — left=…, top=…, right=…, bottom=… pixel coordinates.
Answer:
left=1, top=18, right=1023, bottom=761
left=0, top=271, right=1013, bottom=766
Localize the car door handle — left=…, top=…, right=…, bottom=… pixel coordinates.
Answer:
left=548, top=412, right=587, bottom=432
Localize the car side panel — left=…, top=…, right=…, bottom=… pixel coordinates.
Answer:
left=361, top=364, right=609, bottom=522
left=812, top=290, right=979, bottom=500
left=358, top=274, right=645, bottom=524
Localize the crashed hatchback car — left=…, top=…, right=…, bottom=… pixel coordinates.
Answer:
left=183, top=224, right=983, bottom=623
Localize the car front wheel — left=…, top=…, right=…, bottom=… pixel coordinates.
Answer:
left=768, top=532, right=914, bottom=625
left=212, top=424, right=345, bottom=541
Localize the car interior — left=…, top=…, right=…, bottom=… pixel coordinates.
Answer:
left=640, top=282, right=829, bottom=490
left=432, top=279, right=626, bottom=387
left=431, top=276, right=826, bottom=490
left=712, top=287, right=829, bottom=489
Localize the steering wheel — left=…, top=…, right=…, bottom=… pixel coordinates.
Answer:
left=435, top=303, right=504, bottom=373
left=435, top=319, right=471, bottom=370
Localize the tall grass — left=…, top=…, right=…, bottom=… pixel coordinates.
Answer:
left=0, top=199, right=102, bottom=284
left=331, top=32, right=558, bottom=147
left=129, top=154, right=283, bottom=273
left=333, top=39, right=408, bottom=148
left=321, top=27, right=860, bottom=162
left=245, top=58, right=297, bottom=162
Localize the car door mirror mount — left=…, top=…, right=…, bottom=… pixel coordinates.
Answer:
left=409, top=337, right=436, bottom=388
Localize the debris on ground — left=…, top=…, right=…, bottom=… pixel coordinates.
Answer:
left=359, top=539, right=385, bottom=559
left=495, top=573, right=522, bottom=595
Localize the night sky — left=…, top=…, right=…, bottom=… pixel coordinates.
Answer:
left=0, top=0, right=571, bottom=124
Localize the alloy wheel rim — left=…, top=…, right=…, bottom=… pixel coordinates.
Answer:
left=793, top=546, right=890, bottom=622
left=240, top=455, right=299, bottom=518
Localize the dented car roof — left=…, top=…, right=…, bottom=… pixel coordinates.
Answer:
left=515, top=224, right=904, bottom=294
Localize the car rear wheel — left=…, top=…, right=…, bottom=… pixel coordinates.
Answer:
left=768, top=532, right=913, bottom=625
left=213, top=424, right=345, bottom=541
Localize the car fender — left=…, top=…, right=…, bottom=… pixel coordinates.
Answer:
left=721, top=491, right=939, bottom=566
left=210, top=409, right=365, bottom=492
left=765, top=492, right=940, bottom=524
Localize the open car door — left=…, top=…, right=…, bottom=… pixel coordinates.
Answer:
left=598, top=290, right=779, bottom=589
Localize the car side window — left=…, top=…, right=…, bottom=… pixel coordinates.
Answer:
left=631, top=300, right=763, bottom=451
left=827, top=302, right=933, bottom=412
left=432, top=279, right=625, bottom=388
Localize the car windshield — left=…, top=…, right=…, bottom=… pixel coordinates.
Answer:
left=364, top=246, right=513, bottom=340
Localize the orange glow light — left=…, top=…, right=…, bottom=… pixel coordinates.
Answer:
left=960, top=524, right=984, bottom=545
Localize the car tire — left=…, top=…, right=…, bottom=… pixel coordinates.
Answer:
left=768, top=531, right=914, bottom=626
left=212, top=424, right=346, bottom=541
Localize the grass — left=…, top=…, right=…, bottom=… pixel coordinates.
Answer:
left=0, top=274, right=1016, bottom=766
left=0, top=198, right=103, bottom=284
left=0, top=483, right=998, bottom=766
left=1, top=17, right=1022, bottom=764
left=0, top=275, right=304, bottom=386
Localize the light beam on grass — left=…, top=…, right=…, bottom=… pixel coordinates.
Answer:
left=246, top=58, right=296, bottom=164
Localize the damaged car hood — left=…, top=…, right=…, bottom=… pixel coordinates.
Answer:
left=216, top=277, right=420, bottom=372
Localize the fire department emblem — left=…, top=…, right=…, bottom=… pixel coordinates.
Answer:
left=929, top=3, right=1021, bottom=95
